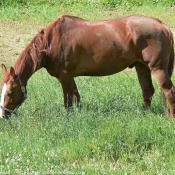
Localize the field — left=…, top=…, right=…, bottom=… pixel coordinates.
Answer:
left=1, top=1, right=175, bottom=174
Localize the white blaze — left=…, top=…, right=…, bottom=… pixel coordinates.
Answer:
left=0, top=83, right=7, bottom=118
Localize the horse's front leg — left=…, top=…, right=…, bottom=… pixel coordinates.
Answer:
left=72, top=80, right=80, bottom=105
left=59, top=71, right=80, bottom=108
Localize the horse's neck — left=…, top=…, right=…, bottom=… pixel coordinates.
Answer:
left=14, top=53, right=43, bottom=86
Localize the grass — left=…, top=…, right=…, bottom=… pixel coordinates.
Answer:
left=1, top=1, right=175, bottom=174
left=1, top=70, right=175, bottom=174
left=1, top=2, right=175, bottom=26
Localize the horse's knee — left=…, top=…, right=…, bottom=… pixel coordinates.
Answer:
left=145, top=86, right=155, bottom=97
left=166, top=86, right=175, bottom=103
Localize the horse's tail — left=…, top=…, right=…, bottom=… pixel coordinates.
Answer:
left=163, top=29, right=175, bottom=115
left=168, top=31, right=175, bottom=78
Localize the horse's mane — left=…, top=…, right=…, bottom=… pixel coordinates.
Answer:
left=14, top=15, right=83, bottom=74
left=15, top=28, right=49, bottom=72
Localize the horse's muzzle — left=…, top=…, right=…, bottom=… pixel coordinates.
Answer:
left=0, top=111, right=11, bottom=119
left=0, top=106, right=12, bottom=119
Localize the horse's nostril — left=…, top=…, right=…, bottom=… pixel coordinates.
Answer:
left=3, top=115, right=11, bottom=119
left=2, top=111, right=12, bottom=119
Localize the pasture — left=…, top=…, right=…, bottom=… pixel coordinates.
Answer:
left=1, top=1, right=175, bottom=174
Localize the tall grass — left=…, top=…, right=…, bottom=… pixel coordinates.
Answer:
left=0, top=70, right=175, bottom=174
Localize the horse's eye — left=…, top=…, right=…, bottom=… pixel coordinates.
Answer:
left=7, top=91, right=12, bottom=96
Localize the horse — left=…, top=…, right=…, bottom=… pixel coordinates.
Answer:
left=0, top=15, right=175, bottom=119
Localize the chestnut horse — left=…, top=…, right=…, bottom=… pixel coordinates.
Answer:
left=0, top=15, right=175, bottom=119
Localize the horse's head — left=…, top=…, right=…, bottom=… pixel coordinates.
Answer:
left=0, top=64, right=27, bottom=119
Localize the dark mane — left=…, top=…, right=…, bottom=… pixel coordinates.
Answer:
left=14, top=15, right=67, bottom=75
left=14, top=29, right=49, bottom=74
left=16, top=14, right=83, bottom=70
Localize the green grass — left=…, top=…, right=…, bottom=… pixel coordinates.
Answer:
left=1, top=1, right=175, bottom=27
left=1, top=70, right=175, bottom=174
left=1, top=1, right=175, bottom=174
left=1, top=0, right=175, bottom=7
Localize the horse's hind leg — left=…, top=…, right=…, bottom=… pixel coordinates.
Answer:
left=135, top=62, right=155, bottom=109
left=152, top=69, right=175, bottom=118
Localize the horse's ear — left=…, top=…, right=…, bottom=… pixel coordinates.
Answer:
left=1, top=64, right=7, bottom=74
left=10, top=67, right=16, bottom=79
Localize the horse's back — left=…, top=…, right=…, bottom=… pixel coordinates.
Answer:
left=47, top=15, right=173, bottom=77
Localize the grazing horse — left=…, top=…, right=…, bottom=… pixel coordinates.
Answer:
left=0, top=15, right=175, bottom=119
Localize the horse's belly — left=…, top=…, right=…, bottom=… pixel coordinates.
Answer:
left=74, top=59, right=133, bottom=76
